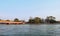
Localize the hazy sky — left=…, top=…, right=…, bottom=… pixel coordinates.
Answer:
left=0, top=0, right=60, bottom=21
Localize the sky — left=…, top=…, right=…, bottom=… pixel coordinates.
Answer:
left=0, top=0, right=60, bottom=21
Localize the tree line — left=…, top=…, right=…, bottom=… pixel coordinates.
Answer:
left=28, top=16, right=57, bottom=24
left=0, top=16, right=59, bottom=24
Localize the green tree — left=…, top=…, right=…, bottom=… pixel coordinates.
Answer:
left=47, top=16, right=55, bottom=20
left=29, top=19, right=34, bottom=23
left=45, top=16, right=56, bottom=23
left=14, top=18, right=20, bottom=22
left=28, top=17, right=34, bottom=23
left=34, top=17, right=41, bottom=24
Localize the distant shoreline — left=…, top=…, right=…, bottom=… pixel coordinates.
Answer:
left=0, top=23, right=60, bottom=25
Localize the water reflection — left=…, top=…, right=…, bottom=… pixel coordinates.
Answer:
left=0, top=24, right=60, bottom=36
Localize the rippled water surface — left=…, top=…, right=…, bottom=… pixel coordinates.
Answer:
left=0, top=24, right=60, bottom=36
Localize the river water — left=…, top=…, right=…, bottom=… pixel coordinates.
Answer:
left=0, top=24, right=60, bottom=36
